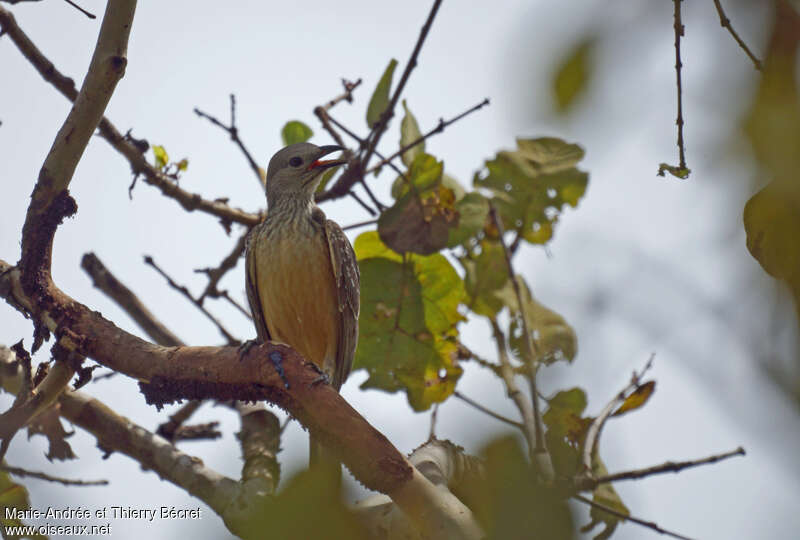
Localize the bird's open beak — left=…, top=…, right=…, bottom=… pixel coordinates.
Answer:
left=308, top=145, right=346, bottom=171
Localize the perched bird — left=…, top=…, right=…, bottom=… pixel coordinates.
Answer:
left=245, top=142, right=360, bottom=473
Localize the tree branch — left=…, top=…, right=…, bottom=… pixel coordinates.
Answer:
left=0, top=5, right=261, bottom=227
left=572, top=493, right=694, bottom=540
left=1, top=463, right=107, bottom=486
left=712, top=0, right=763, bottom=70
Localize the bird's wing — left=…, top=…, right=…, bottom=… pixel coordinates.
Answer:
left=245, top=224, right=271, bottom=342
left=324, top=220, right=360, bottom=390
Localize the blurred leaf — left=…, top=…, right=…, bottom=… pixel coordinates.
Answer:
left=390, top=152, right=444, bottom=199
left=400, top=100, right=424, bottom=167
left=612, top=381, right=656, bottom=417
left=465, top=436, right=575, bottom=539
left=475, top=137, right=588, bottom=245
left=463, top=241, right=509, bottom=317
left=354, top=232, right=465, bottom=410
left=552, top=38, right=594, bottom=113
left=0, top=471, right=46, bottom=539
left=152, top=144, right=169, bottom=169
left=581, top=458, right=629, bottom=540
left=379, top=185, right=458, bottom=255
left=505, top=276, right=577, bottom=365
left=447, top=192, right=489, bottom=247
left=281, top=121, right=314, bottom=146
left=176, top=158, right=189, bottom=171
left=543, top=388, right=590, bottom=476
left=230, top=468, right=368, bottom=540
left=27, top=406, right=76, bottom=461
left=366, top=58, right=398, bottom=128
left=442, top=173, right=467, bottom=201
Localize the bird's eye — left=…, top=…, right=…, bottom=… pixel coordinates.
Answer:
left=289, top=157, right=303, bottom=167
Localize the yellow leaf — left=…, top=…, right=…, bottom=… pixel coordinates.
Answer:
left=612, top=381, right=656, bottom=417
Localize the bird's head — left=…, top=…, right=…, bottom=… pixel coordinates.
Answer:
left=264, top=142, right=345, bottom=207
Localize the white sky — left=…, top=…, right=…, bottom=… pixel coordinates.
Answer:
left=1, top=1, right=799, bottom=539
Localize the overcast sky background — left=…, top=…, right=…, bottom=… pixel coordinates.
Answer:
left=2, top=1, right=799, bottom=539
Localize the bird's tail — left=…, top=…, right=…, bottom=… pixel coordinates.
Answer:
left=310, top=434, right=341, bottom=488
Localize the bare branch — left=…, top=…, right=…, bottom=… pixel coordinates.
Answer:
left=62, top=0, right=95, bottom=19
left=582, top=355, right=654, bottom=474
left=195, top=230, right=249, bottom=304
left=143, top=255, right=240, bottom=345
left=658, top=0, right=690, bottom=179
left=712, top=0, right=763, bottom=70
left=342, top=218, right=378, bottom=231
left=573, top=493, right=694, bottom=540
left=194, top=95, right=265, bottom=190
left=81, top=252, right=183, bottom=346
left=592, top=447, right=745, bottom=486
left=1, top=463, right=107, bottom=486
left=453, top=391, right=523, bottom=429
left=0, top=5, right=260, bottom=227
left=365, top=98, right=490, bottom=175
left=321, top=78, right=362, bottom=111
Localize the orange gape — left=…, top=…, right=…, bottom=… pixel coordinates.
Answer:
left=251, top=224, right=339, bottom=378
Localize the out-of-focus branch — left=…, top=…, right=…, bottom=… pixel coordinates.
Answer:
left=453, top=391, right=523, bottom=429
left=235, top=401, right=281, bottom=495
left=195, top=230, right=248, bottom=305
left=658, top=0, right=690, bottom=179
left=194, top=95, right=265, bottom=190
left=81, top=252, right=182, bottom=347
left=1, top=463, right=107, bottom=486
left=712, top=0, right=763, bottom=70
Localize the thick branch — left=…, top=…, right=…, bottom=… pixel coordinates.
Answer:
left=0, top=259, right=482, bottom=539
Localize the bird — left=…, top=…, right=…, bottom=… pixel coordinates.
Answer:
left=244, top=142, right=360, bottom=477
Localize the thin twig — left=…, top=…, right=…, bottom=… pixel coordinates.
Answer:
left=218, top=290, right=252, bottom=320
left=572, top=494, right=694, bottom=540
left=349, top=191, right=377, bottom=216
left=143, top=255, right=239, bottom=345
left=674, top=0, right=686, bottom=171
left=712, top=0, right=762, bottom=70
left=593, top=447, right=745, bottom=486
left=62, top=0, right=95, bottom=19
left=365, top=98, right=490, bottom=175
left=342, top=218, right=378, bottom=231
left=453, top=391, right=523, bottom=429
left=428, top=403, right=439, bottom=441
left=488, top=205, right=546, bottom=455
left=157, top=400, right=204, bottom=442
left=2, top=464, right=108, bottom=486
left=582, top=355, right=655, bottom=474
left=194, top=95, right=264, bottom=190
left=321, top=78, right=362, bottom=111
left=195, top=230, right=249, bottom=304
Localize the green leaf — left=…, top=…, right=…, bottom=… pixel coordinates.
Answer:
left=353, top=232, right=465, bottom=410
left=390, top=152, right=444, bottom=199
left=743, top=182, right=800, bottom=284
left=176, top=158, right=189, bottom=171
left=447, top=192, right=489, bottom=247
left=463, top=241, right=510, bottom=317
left=505, top=276, right=577, bottom=365
left=441, top=173, right=467, bottom=201
left=152, top=145, right=169, bottom=169
left=475, top=137, right=588, bottom=245
left=366, top=59, right=398, bottom=128
left=399, top=100, right=424, bottom=167
left=281, top=121, right=314, bottom=146
left=552, top=38, right=594, bottom=113
left=543, top=388, right=590, bottom=476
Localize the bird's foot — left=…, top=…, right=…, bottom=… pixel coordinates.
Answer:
left=306, top=362, right=330, bottom=387
left=269, top=351, right=290, bottom=389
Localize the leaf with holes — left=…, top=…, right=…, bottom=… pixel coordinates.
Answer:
left=447, top=192, right=489, bottom=247
left=379, top=185, right=459, bottom=255
left=462, top=240, right=510, bottom=317
left=475, top=137, right=588, bottom=245
left=353, top=232, right=465, bottom=410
